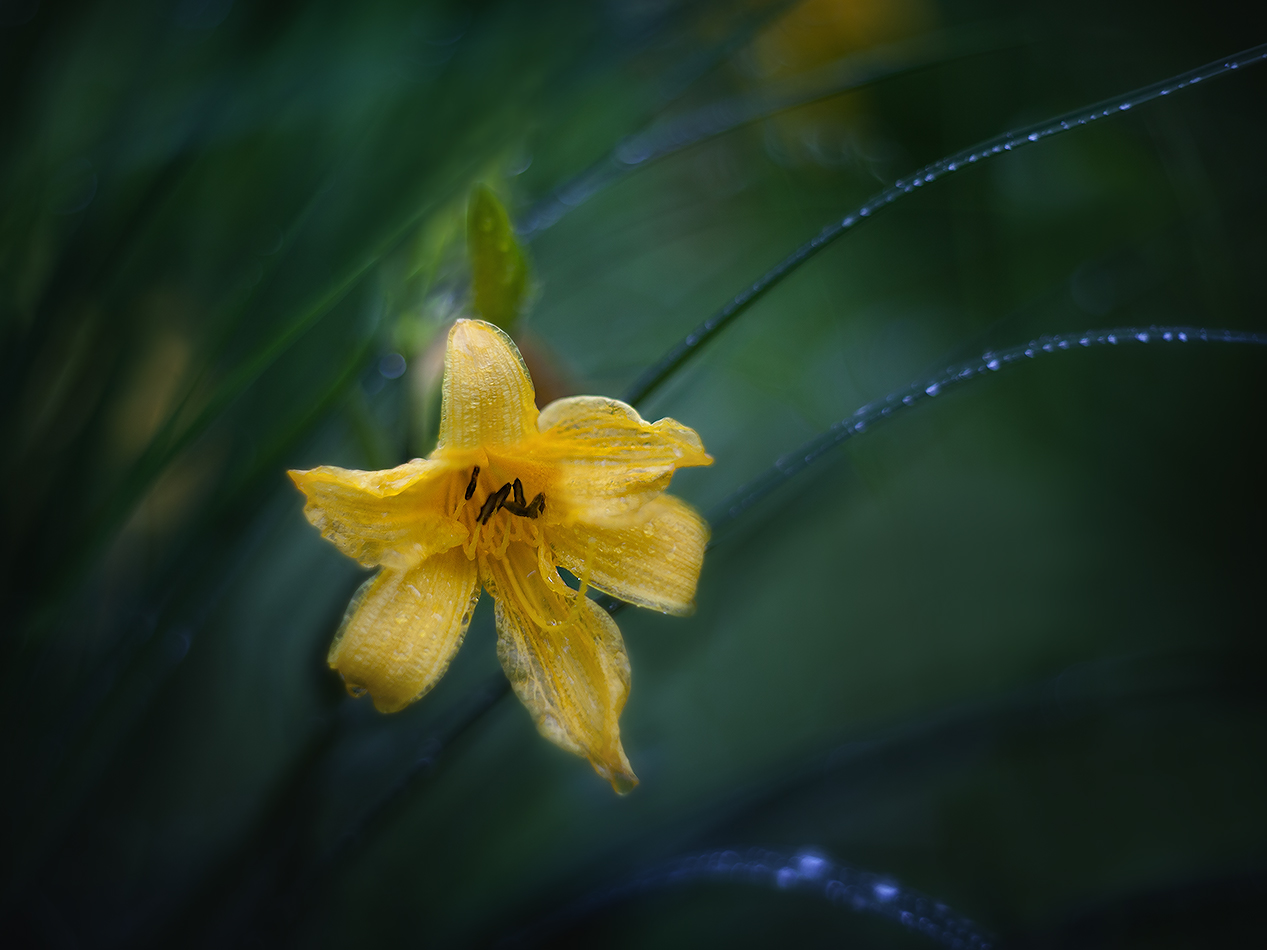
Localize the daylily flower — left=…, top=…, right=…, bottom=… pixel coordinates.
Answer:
left=289, top=319, right=712, bottom=792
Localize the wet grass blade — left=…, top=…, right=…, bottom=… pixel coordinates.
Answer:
left=623, top=42, right=1267, bottom=407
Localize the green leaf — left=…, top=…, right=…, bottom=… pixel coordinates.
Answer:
left=466, top=183, right=528, bottom=331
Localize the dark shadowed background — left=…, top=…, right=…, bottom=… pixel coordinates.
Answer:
left=2, top=1, right=1265, bottom=947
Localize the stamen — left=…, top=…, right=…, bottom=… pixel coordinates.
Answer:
left=567, top=537, right=596, bottom=621
left=479, top=483, right=512, bottom=524
left=463, top=521, right=482, bottom=559
left=500, top=485, right=545, bottom=519
left=464, top=466, right=480, bottom=500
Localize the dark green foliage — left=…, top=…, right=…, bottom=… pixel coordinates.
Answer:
left=2, top=1, right=1266, bottom=948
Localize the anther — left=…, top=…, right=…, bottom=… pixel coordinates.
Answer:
left=513, top=478, right=526, bottom=508
left=479, top=483, right=512, bottom=524
left=464, top=466, right=480, bottom=500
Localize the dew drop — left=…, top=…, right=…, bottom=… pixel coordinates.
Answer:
left=796, top=853, right=827, bottom=879
left=874, top=883, right=899, bottom=901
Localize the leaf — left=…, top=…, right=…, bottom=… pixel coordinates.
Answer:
left=467, top=183, right=529, bottom=331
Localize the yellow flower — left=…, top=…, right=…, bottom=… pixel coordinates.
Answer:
left=288, top=319, right=712, bottom=792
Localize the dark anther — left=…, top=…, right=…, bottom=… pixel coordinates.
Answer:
left=499, top=482, right=545, bottom=520
left=480, top=483, right=512, bottom=524
left=464, top=466, right=480, bottom=500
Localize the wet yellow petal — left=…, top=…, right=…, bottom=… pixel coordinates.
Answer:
left=328, top=548, right=481, bottom=713
left=534, top=396, right=712, bottom=525
left=289, top=459, right=466, bottom=570
left=549, top=494, right=709, bottom=615
left=438, top=319, right=539, bottom=451
left=483, top=542, right=637, bottom=793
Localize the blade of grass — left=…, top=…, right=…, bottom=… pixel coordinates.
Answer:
left=622, top=42, right=1267, bottom=408
left=502, top=846, right=994, bottom=949
left=709, top=324, right=1267, bottom=534
left=500, top=645, right=1264, bottom=947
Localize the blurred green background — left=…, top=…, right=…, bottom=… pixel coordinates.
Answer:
left=2, top=1, right=1265, bottom=947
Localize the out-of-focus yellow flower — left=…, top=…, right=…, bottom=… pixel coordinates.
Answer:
left=752, top=0, right=934, bottom=79
left=289, top=319, right=712, bottom=792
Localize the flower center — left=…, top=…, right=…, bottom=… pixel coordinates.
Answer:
left=455, top=465, right=546, bottom=562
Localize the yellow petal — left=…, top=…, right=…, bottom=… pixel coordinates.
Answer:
left=549, top=494, right=709, bottom=615
left=483, top=542, right=638, bottom=793
left=438, top=319, right=539, bottom=451
left=328, top=547, right=481, bottom=713
left=288, top=459, right=466, bottom=570
left=534, top=396, right=712, bottom=525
